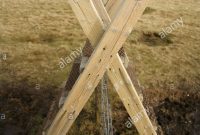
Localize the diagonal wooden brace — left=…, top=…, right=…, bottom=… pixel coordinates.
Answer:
left=46, top=0, right=157, bottom=135
left=89, top=1, right=156, bottom=134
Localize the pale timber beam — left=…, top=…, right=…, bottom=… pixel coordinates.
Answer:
left=70, top=0, right=156, bottom=134
left=93, top=1, right=156, bottom=134
left=46, top=0, right=156, bottom=135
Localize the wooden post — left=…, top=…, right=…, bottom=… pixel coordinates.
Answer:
left=45, top=0, right=157, bottom=135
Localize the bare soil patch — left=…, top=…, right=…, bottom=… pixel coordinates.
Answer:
left=144, top=89, right=200, bottom=135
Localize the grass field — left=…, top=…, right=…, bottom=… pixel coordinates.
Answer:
left=0, top=0, right=200, bottom=134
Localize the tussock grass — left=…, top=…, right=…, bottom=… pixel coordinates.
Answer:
left=0, top=0, right=200, bottom=134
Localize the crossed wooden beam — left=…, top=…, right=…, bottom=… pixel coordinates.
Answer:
left=46, top=0, right=157, bottom=134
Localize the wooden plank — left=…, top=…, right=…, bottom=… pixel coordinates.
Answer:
left=67, top=0, right=124, bottom=46
left=46, top=0, right=153, bottom=135
left=68, top=0, right=104, bottom=45
left=92, top=0, right=111, bottom=29
left=108, top=55, right=157, bottom=135
left=90, top=2, right=156, bottom=134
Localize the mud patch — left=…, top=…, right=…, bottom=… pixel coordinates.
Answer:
left=139, top=31, right=173, bottom=46
left=144, top=88, right=200, bottom=135
left=155, top=93, right=200, bottom=135
left=0, top=81, right=58, bottom=135
left=143, top=7, right=156, bottom=15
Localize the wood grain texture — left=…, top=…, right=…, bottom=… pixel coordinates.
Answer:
left=46, top=0, right=156, bottom=135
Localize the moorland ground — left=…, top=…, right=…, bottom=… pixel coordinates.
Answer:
left=0, top=0, right=200, bottom=135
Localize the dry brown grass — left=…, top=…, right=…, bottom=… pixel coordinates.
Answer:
left=1, top=0, right=199, bottom=91
left=0, top=0, right=200, bottom=134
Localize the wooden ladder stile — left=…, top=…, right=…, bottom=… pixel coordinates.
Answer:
left=46, top=0, right=157, bottom=135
